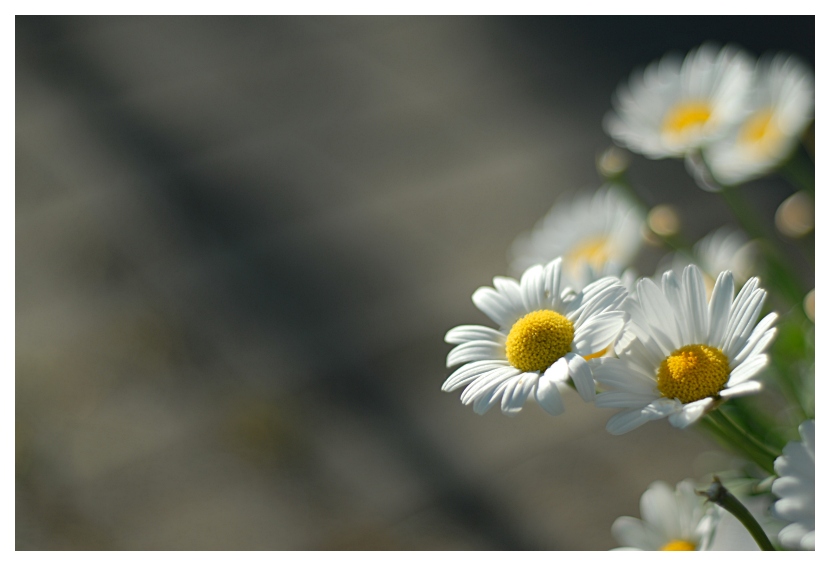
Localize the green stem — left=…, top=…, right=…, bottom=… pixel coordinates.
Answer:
left=699, top=477, right=776, bottom=551
left=700, top=413, right=775, bottom=474
left=710, top=409, right=779, bottom=469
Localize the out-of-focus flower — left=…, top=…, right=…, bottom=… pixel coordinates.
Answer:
left=657, top=227, right=758, bottom=293
left=611, top=480, right=720, bottom=551
left=776, top=191, right=814, bottom=238
left=442, top=259, right=627, bottom=416
left=605, top=43, right=754, bottom=159
left=772, top=420, right=815, bottom=550
left=593, top=266, right=776, bottom=434
left=647, top=204, right=681, bottom=237
left=510, top=185, right=644, bottom=290
left=705, top=54, right=814, bottom=185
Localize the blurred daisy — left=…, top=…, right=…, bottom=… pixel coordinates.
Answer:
left=593, top=265, right=777, bottom=434
left=705, top=54, right=814, bottom=185
left=657, top=227, right=758, bottom=293
left=510, top=186, right=644, bottom=290
left=612, top=480, right=720, bottom=551
left=772, top=419, right=815, bottom=550
left=443, top=258, right=628, bottom=416
left=605, top=43, right=753, bottom=159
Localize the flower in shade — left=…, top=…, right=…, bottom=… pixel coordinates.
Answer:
left=593, top=265, right=776, bottom=434
left=605, top=43, right=753, bottom=159
left=442, top=258, right=628, bottom=416
left=772, top=419, right=815, bottom=550
left=612, top=480, right=720, bottom=551
left=509, top=185, right=644, bottom=290
left=704, top=53, right=814, bottom=185
left=657, top=226, right=758, bottom=293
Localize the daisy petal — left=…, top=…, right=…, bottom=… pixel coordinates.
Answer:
left=565, top=353, right=595, bottom=402
left=667, top=398, right=714, bottom=428
left=444, top=325, right=506, bottom=345
left=442, top=360, right=510, bottom=392
left=535, top=376, right=565, bottom=415
left=446, top=340, right=504, bottom=367
left=708, top=271, right=734, bottom=346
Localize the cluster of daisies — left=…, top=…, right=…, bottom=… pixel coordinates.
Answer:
left=442, top=43, right=814, bottom=551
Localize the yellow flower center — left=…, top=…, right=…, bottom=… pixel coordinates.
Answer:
left=566, top=236, right=612, bottom=270
left=739, top=108, right=783, bottom=156
left=660, top=539, right=697, bottom=551
left=657, top=344, right=730, bottom=404
left=505, top=310, right=574, bottom=372
left=662, top=101, right=712, bottom=141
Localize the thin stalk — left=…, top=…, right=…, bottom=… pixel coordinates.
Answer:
left=699, top=414, right=775, bottom=474
left=710, top=409, right=780, bottom=468
left=699, top=477, right=776, bottom=551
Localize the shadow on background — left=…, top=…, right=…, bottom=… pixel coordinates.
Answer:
left=16, top=16, right=814, bottom=550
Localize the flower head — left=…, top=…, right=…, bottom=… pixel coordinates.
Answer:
left=510, top=185, right=644, bottom=290
left=704, top=53, right=814, bottom=185
left=593, top=265, right=776, bottom=434
left=612, top=480, right=720, bottom=551
left=605, top=43, right=754, bottom=159
left=772, top=419, right=815, bottom=550
left=443, top=258, right=628, bottom=416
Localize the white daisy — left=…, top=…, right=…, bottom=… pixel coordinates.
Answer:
left=657, top=227, right=758, bottom=293
left=442, top=258, right=628, bottom=416
left=509, top=185, right=644, bottom=290
left=704, top=53, right=814, bottom=185
left=772, top=419, right=815, bottom=550
left=612, top=479, right=721, bottom=551
left=593, top=265, right=777, bottom=434
left=605, top=43, right=754, bottom=159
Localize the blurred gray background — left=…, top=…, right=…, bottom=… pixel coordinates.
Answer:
left=16, top=16, right=814, bottom=550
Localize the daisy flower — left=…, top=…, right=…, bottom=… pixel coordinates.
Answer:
left=772, top=419, right=815, bottom=550
left=657, top=227, right=758, bottom=293
left=704, top=53, right=814, bottom=185
left=612, top=480, right=720, bottom=551
left=605, top=43, right=754, bottom=159
left=509, top=185, right=644, bottom=290
left=442, top=258, right=628, bottom=416
left=593, top=265, right=777, bottom=434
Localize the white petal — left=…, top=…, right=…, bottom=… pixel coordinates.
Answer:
left=724, top=289, right=766, bottom=358
left=732, top=312, right=777, bottom=365
left=492, top=276, right=525, bottom=313
left=708, top=271, right=734, bottom=346
left=472, top=287, right=519, bottom=328
left=662, top=270, right=690, bottom=345
left=637, top=277, right=681, bottom=353
left=719, top=379, right=763, bottom=398
left=667, top=398, right=714, bottom=428
left=727, top=354, right=769, bottom=385
left=442, top=360, right=510, bottom=392
left=683, top=265, right=709, bottom=343
left=444, top=325, right=506, bottom=345
left=565, top=353, right=595, bottom=402
left=534, top=376, right=565, bottom=415
left=572, top=310, right=626, bottom=356
left=446, top=340, right=504, bottom=367
left=500, top=372, right=539, bottom=416
left=544, top=258, right=564, bottom=310
left=611, top=517, right=662, bottom=551
left=459, top=366, right=520, bottom=405
left=606, top=409, right=652, bottom=435
left=592, top=358, right=658, bottom=395
left=641, top=481, right=683, bottom=540
left=596, top=391, right=660, bottom=408
left=520, top=264, right=546, bottom=312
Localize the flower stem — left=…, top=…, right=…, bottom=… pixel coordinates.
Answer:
left=700, top=413, right=775, bottom=474
left=708, top=409, right=779, bottom=473
left=699, top=477, right=776, bottom=551
left=780, top=147, right=814, bottom=195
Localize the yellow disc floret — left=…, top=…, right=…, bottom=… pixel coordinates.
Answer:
left=661, top=539, right=696, bottom=551
left=662, top=100, right=712, bottom=142
left=657, top=344, right=730, bottom=404
left=505, top=310, right=574, bottom=372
